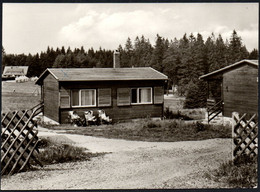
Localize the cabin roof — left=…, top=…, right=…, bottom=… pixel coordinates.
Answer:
left=35, top=67, right=168, bottom=85
left=3, top=66, right=29, bottom=76
left=199, top=59, right=258, bottom=80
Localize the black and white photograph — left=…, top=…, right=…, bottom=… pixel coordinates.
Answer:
left=1, top=1, right=258, bottom=190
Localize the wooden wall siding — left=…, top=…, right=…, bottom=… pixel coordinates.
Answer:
left=98, top=88, right=111, bottom=107
left=154, top=86, right=164, bottom=104
left=60, top=104, right=163, bottom=123
left=58, top=80, right=165, bottom=123
left=43, top=74, right=59, bottom=122
left=223, top=65, right=258, bottom=117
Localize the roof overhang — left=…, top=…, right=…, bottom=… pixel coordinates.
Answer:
left=199, top=59, right=258, bottom=80
left=35, top=67, right=168, bottom=85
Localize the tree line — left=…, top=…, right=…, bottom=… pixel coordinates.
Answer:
left=2, top=30, right=258, bottom=108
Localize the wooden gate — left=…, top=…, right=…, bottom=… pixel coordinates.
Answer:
left=207, top=99, right=223, bottom=123
left=1, top=102, right=43, bottom=175
left=232, top=113, right=258, bottom=161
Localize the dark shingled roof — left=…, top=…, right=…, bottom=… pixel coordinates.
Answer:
left=199, top=59, right=258, bottom=80
left=36, top=67, right=168, bottom=85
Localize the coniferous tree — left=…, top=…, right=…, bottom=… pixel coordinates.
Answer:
left=177, top=33, right=190, bottom=95
left=249, top=49, right=258, bottom=59
left=228, top=30, right=249, bottom=63
left=150, top=34, right=167, bottom=72
left=163, top=38, right=180, bottom=88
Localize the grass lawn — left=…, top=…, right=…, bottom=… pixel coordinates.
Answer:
left=164, top=94, right=206, bottom=120
left=1, top=81, right=41, bottom=113
left=47, top=119, right=231, bottom=142
left=205, top=155, right=258, bottom=188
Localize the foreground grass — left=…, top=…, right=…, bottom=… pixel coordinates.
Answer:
left=164, top=95, right=206, bottom=120
left=205, top=156, right=258, bottom=188
left=35, top=137, right=104, bottom=165
left=49, top=119, right=231, bottom=142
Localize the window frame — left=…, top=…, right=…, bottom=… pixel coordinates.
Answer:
left=71, top=89, right=96, bottom=107
left=131, top=87, right=153, bottom=105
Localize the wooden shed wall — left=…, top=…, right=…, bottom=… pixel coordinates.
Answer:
left=223, top=64, right=258, bottom=117
left=43, top=74, right=59, bottom=122
left=59, top=80, right=165, bottom=123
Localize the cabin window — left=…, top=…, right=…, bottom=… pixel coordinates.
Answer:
left=72, top=90, right=80, bottom=106
left=72, top=89, right=96, bottom=107
left=131, top=87, right=152, bottom=104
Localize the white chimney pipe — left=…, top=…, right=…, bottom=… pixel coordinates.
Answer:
left=113, top=51, right=120, bottom=68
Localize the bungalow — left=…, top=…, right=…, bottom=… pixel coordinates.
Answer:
left=2, top=66, right=29, bottom=80
left=35, top=52, right=168, bottom=124
left=199, top=59, right=258, bottom=119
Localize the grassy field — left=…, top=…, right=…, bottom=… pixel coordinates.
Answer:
left=164, top=95, right=206, bottom=120
left=48, top=119, right=231, bottom=142
left=1, top=81, right=41, bottom=113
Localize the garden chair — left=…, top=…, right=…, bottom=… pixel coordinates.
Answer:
left=98, top=110, right=112, bottom=124
left=68, top=111, right=82, bottom=126
left=84, top=110, right=97, bottom=126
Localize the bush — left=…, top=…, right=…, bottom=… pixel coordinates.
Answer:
left=36, top=138, right=101, bottom=165
left=184, top=80, right=207, bottom=109
left=195, top=121, right=207, bottom=132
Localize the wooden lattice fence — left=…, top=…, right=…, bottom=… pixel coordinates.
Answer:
left=1, top=102, right=43, bottom=175
left=232, top=112, right=258, bottom=161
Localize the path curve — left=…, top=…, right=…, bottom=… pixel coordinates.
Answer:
left=1, top=129, right=232, bottom=189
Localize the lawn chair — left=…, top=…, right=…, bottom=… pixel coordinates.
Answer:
left=98, top=110, right=112, bottom=124
left=84, top=110, right=97, bottom=126
left=68, top=111, right=82, bottom=126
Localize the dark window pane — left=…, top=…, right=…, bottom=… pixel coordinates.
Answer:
left=72, top=90, right=79, bottom=106
left=131, top=89, right=137, bottom=103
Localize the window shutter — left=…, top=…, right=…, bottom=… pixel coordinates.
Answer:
left=98, top=88, right=111, bottom=106
left=117, top=88, right=130, bottom=106
left=154, top=86, right=164, bottom=104
left=60, top=87, right=70, bottom=108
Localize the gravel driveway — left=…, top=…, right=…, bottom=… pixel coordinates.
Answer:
left=1, top=129, right=232, bottom=189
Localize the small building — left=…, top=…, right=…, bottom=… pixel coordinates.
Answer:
left=35, top=53, right=168, bottom=124
left=199, top=59, right=258, bottom=118
left=2, top=66, right=29, bottom=79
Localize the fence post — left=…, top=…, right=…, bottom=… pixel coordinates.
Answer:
left=231, top=112, right=236, bottom=162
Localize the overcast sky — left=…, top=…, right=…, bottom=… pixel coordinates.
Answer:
left=3, top=3, right=259, bottom=55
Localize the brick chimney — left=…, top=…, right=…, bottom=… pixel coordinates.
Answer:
left=113, top=50, right=120, bottom=68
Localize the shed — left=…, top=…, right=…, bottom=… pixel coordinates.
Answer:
left=199, top=59, right=258, bottom=118
left=3, top=66, right=29, bottom=77
left=35, top=65, right=168, bottom=124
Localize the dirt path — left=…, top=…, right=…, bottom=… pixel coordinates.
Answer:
left=1, top=130, right=232, bottom=189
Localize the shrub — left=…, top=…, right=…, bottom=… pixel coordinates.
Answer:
left=36, top=138, right=102, bottom=165
left=195, top=121, right=207, bottom=132
left=184, top=80, right=207, bottom=109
